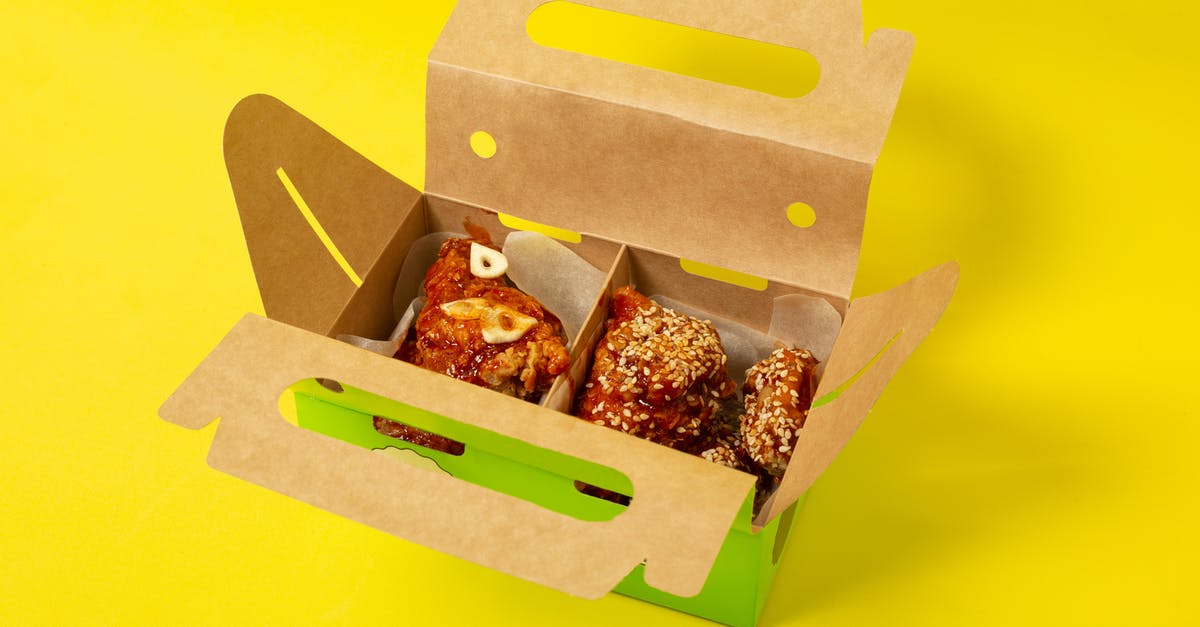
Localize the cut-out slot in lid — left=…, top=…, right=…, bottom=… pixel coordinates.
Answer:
left=527, top=1, right=821, bottom=99
left=425, top=0, right=913, bottom=300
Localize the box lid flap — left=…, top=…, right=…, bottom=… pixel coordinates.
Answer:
left=224, top=94, right=424, bottom=334
left=425, top=0, right=912, bottom=299
left=160, top=314, right=755, bottom=599
left=756, top=261, right=959, bottom=526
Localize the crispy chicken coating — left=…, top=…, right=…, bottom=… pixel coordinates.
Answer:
left=394, top=226, right=570, bottom=402
left=690, top=402, right=751, bottom=471
left=740, top=347, right=820, bottom=478
left=697, top=444, right=743, bottom=468
left=575, top=286, right=737, bottom=451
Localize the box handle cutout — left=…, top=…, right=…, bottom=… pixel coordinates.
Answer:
left=497, top=212, right=583, bottom=243
left=679, top=258, right=768, bottom=291
left=786, top=201, right=817, bottom=228
left=470, top=130, right=497, bottom=159
left=276, top=167, right=363, bottom=287
left=574, top=480, right=632, bottom=506
left=527, top=1, right=820, bottom=99
left=288, top=378, right=633, bottom=523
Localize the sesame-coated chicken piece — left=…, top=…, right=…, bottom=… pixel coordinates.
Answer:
left=740, top=347, right=820, bottom=478
left=575, top=286, right=738, bottom=451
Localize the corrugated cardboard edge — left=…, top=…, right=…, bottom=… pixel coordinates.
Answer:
left=225, top=94, right=424, bottom=335
left=756, top=261, right=959, bottom=526
left=159, top=314, right=755, bottom=599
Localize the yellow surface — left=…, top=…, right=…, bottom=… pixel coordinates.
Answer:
left=2, top=1, right=1198, bottom=625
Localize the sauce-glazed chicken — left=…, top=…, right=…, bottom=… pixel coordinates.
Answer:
left=575, top=286, right=738, bottom=451
left=740, top=347, right=819, bottom=478
left=394, top=226, right=570, bottom=402
left=573, top=286, right=822, bottom=512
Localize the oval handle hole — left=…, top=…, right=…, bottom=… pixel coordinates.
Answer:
left=528, top=1, right=820, bottom=99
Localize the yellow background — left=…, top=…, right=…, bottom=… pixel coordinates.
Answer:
left=3, top=1, right=1197, bottom=625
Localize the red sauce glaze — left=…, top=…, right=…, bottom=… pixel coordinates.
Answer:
left=574, top=286, right=737, bottom=450
left=395, top=231, right=570, bottom=401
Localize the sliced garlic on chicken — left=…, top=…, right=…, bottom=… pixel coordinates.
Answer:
left=480, top=307, right=538, bottom=344
left=470, top=242, right=508, bottom=279
left=439, top=298, right=490, bottom=320
left=439, top=298, right=538, bottom=344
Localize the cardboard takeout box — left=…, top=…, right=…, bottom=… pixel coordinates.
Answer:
left=160, top=1, right=958, bottom=625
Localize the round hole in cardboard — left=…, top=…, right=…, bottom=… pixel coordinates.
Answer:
left=786, top=201, right=816, bottom=228
left=470, top=130, right=497, bottom=159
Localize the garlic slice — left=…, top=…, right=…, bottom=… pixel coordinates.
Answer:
left=438, top=298, right=538, bottom=344
left=439, top=298, right=490, bottom=320
left=480, top=307, right=537, bottom=344
left=470, top=243, right=508, bottom=279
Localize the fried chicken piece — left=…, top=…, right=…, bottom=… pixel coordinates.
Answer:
left=740, top=347, right=820, bottom=478
left=372, top=415, right=465, bottom=456
left=395, top=226, right=570, bottom=402
left=575, top=286, right=737, bottom=451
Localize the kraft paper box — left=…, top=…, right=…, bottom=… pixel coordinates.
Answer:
left=159, top=1, right=958, bottom=625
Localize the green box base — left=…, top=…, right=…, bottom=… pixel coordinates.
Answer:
left=292, top=379, right=803, bottom=627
